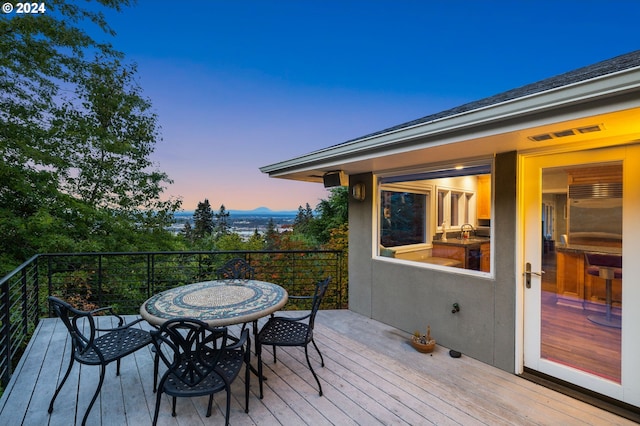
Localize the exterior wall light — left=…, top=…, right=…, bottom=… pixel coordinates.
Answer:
left=352, top=182, right=366, bottom=201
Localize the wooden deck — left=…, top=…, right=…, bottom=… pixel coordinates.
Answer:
left=0, top=309, right=635, bottom=425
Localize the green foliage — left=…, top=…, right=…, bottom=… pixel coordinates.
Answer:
left=214, top=204, right=230, bottom=238
left=293, top=187, right=348, bottom=246
left=264, top=218, right=279, bottom=250
left=0, top=0, right=183, bottom=275
left=293, top=203, right=314, bottom=234
left=213, top=233, right=246, bottom=251
left=0, top=0, right=350, bottom=293
left=192, top=199, right=214, bottom=240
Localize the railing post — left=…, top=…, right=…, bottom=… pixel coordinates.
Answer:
left=98, top=254, right=103, bottom=307
left=338, top=251, right=344, bottom=308
left=21, top=267, right=28, bottom=337
left=290, top=251, right=295, bottom=288
left=1, top=274, right=10, bottom=386
left=47, top=255, right=53, bottom=311
left=32, top=256, right=40, bottom=324
left=147, top=253, right=153, bottom=298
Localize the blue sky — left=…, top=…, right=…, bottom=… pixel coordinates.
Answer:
left=91, top=0, right=640, bottom=211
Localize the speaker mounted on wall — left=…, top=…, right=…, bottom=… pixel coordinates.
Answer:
left=323, top=171, right=347, bottom=188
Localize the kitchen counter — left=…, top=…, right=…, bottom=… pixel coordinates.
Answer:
left=431, top=237, right=490, bottom=247
left=555, top=245, right=621, bottom=312
left=557, top=244, right=621, bottom=255
left=432, top=238, right=490, bottom=271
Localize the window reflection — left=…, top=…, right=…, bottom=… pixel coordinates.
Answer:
left=380, top=191, right=427, bottom=247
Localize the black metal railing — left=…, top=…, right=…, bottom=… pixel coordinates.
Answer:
left=0, top=250, right=345, bottom=388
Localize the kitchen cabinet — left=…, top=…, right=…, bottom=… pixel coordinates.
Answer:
left=477, top=175, right=491, bottom=219
left=556, top=249, right=585, bottom=309
left=431, top=243, right=466, bottom=267
left=556, top=247, right=622, bottom=313
left=480, top=242, right=490, bottom=272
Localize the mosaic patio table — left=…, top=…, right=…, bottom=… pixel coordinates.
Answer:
left=140, top=279, right=288, bottom=327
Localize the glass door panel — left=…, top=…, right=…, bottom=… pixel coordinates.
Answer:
left=522, top=145, right=640, bottom=406
left=541, top=163, right=621, bottom=382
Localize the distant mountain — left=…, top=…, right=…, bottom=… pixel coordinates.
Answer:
left=174, top=207, right=298, bottom=217
left=229, top=207, right=298, bottom=216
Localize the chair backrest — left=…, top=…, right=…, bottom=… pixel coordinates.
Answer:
left=151, top=318, right=229, bottom=388
left=585, top=252, right=622, bottom=269
left=308, top=277, right=331, bottom=331
left=48, top=296, right=97, bottom=357
left=216, top=258, right=255, bottom=280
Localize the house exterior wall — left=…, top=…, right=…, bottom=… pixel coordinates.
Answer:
left=348, top=172, right=374, bottom=316
left=348, top=152, right=518, bottom=373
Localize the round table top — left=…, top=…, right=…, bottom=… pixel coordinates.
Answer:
left=140, top=279, right=288, bottom=327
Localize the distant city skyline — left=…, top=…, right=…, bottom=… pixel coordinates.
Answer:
left=91, top=0, right=640, bottom=211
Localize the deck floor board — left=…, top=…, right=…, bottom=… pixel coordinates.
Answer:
left=0, top=309, right=635, bottom=425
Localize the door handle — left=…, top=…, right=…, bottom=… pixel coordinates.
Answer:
left=524, top=262, right=545, bottom=288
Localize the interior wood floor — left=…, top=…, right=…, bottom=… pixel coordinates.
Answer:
left=541, top=250, right=621, bottom=382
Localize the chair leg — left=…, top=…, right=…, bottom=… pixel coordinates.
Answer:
left=304, top=346, right=323, bottom=396
left=257, top=341, right=264, bottom=399
left=311, top=338, right=325, bottom=367
left=244, top=353, right=250, bottom=413
left=224, top=386, right=231, bottom=425
left=206, top=394, right=214, bottom=417
left=272, top=345, right=277, bottom=363
left=152, top=388, right=163, bottom=426
left=48, top=354, right=75, bottom=413
left=81, top=364, right=106, bottom=426
left=153, top=350, right=159, bottom=392
left=172, top=396, right=177, bottom=416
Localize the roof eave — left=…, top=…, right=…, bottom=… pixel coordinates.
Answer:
left=260, top=66, right=640, bottom=177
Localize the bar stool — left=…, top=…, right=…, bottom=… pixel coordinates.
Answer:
left=585, top=252, right=622, bottom=328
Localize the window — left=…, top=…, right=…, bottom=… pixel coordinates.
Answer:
left=380, top=190, right=428, bottom=247
left=437, top=188, right=474, bottom=229
left=377, top=163, right=492, bottom=274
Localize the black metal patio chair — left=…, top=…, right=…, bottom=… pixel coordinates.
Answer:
left=215, top=257, right=255, bottom=280
left=256, top=276, right=331, bottom=398
left=151, top=318, right=250, bottom=426
left=216, top=257, right=257, bottom=334
left=47, top=296, right=152, bottom=426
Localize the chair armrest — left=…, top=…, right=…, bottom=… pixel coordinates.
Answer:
left=89, top=305, right=127, bottom=327
left=96, top=317, right=146, bottom=332
left=224, top=328, right=250, bottom=350
left=89, top=306, right=116, bottom=315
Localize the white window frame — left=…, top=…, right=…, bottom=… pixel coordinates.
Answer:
left=374, top=161, right=493, bottom=276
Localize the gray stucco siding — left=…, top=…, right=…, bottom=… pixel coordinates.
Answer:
left=348, top=152, right=518, bottom=373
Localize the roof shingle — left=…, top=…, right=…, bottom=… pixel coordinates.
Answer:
left=347, top=50, right=640, bottom=143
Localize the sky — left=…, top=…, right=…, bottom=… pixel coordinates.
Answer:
left=89, top=0, right=640, bottom=211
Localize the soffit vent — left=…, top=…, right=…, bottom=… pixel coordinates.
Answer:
left=529, top=124, right=603, bottom=142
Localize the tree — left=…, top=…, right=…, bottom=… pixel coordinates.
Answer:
left=264, top=218, right=279, bottom=250
left=293, top=203, right=314, bottom=234
left=214, top=204, right=230, bottom=238
left=181, top=221, right=193, bottom=242
left=297, top=187, right=348, bottom=246
left=192, top=199, right=214, bottom=240
left=53, top=56, right=180, bottom=227
left=0, top=1, right=185, bottom=271
left=1, top=2, right=122, bottom=263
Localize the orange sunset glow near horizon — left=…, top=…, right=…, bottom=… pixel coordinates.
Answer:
left=90, top=1, right=638, bottom=212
